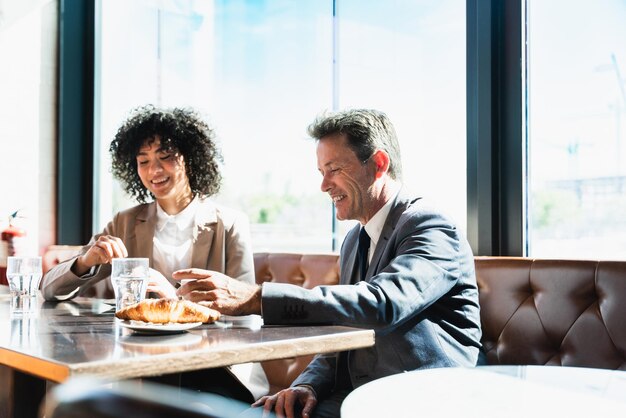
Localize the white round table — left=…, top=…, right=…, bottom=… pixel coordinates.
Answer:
left=341, top=366, right=626, bottom=417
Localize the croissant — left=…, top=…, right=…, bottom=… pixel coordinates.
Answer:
left=115, top=298, right=220, bottom=324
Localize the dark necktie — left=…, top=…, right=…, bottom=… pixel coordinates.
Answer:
left=357, top=227, right=371, bottom=282
left=334, top=227, right=370, bottom=391
left=336, top=227, right=371, bottom=390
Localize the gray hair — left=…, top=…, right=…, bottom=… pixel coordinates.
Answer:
left=307, top=109, right=403, bottom=180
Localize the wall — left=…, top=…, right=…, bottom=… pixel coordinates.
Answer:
left=0, top=0, right=57, bottom=257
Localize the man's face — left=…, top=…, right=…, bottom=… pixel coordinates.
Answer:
left=317, top=134, right=375, bottom=224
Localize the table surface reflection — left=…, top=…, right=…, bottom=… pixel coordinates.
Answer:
left=341, top=365, right=626, bottom=417
left=0, top=294, right=374, bottom=382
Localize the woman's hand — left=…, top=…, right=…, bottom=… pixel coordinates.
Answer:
left=72, top=235, right=128, bottom=276
left=146, top=268, right=178, bottom=299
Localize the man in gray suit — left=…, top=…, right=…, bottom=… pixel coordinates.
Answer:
left=175, top=109, right=482, bottom=418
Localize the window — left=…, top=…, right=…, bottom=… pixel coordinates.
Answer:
left=338, top=0, right=466, bottom=241
left=95, top=0, right=466, bottom=252
left=527, top=0, right=626, bottom=259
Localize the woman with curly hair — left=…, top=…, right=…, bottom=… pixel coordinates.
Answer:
left=42, top=105, right=268, bottom=402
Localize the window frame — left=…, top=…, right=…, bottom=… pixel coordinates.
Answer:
left=57, top=0, right=96, bottom=244
left=466, top=0, right=525, bottom=256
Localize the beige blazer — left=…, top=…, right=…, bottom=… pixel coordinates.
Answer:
left=42, top=198, right=255, bottom=301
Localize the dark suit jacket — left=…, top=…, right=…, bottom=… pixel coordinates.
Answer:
left=261, top=192, right=482, bottom=398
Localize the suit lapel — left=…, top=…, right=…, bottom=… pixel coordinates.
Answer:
left=190, top=199, right=217, bottom=269
left=135, top=203, right=156, bottom=267
left=366, top=192, right=419, bottom=280
left=341, top=226, right=361, bottom=284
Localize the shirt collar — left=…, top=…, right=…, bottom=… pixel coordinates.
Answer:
left=363, top=187, right=401, bottom=248
left=155, top=195, right=198, bottom=232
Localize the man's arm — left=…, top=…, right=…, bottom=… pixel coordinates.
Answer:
left=290, top=353, right=337, bottom=400
left=261, top=210, right=467, bottom=332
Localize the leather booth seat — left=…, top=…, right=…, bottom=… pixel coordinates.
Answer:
left=42, top=245, right=85, bottom=274
left=475, top=257, right=626, bottom=370
left=254, top=255, right=626, bottom=385
left=41, top=247, right=626, bottom=394
left=253, top=252, right=340, bottom=393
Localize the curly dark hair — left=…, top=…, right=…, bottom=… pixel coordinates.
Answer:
left=109, top=105, right=223, bottom=203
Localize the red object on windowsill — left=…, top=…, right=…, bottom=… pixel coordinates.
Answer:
left=0, top=211, right=27, bottom=286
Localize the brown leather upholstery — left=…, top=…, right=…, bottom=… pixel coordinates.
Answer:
left=43, top=246, right=626, bottom=391
left=42, top=245, right=82, bottom=274
left=258, top=255, right=626, bottom=390
left=476, top=257, right=626, bottom=370
left=253, top=252, right=340, bottom=393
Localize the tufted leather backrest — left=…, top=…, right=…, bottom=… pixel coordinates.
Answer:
left=253, top=252, right=340, bottom=393
left=475, top=257, right=626, bottom=370
left=253, top=252, right=340, bottom=288
left=42, top=245, right=83, bottom=274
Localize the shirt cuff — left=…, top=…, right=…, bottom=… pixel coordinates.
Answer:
left=78, top=265, right=98, bottom=280
left=258, top=283, right=264, bottom=317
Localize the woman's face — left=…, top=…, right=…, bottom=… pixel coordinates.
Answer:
left=136, top=136, right=191, bottom=203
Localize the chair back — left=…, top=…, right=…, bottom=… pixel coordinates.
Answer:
left=44, top=377, right=270, bottom=418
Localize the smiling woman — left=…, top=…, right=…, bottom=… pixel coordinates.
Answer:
left=42, top=104, right=254, bottom=298
left=41, top=104, right=268, bottom=403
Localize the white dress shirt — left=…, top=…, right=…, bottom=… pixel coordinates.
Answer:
left=152, top=196, right=198, bottom=285
left=363, top=188, right=401, bottom=263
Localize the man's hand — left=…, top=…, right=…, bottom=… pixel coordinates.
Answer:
left=72, top=235, right=128, bottom=276
left=252, top=386, right=317, bottom=418
left=173, top=268, right=262, bottom=315
left=146, top=268, right=178, bottom=299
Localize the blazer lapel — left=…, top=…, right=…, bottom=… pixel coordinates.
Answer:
left=190, top=200, right=217, bottom=269
left=340, top=226, right=361, bottom=284
left=135, top=203, right=156, bottom=267
left=366, top=191, right=420, bottom=279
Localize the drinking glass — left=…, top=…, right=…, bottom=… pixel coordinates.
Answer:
left=111, top=258, right=149, bottom=313
left=7, top=256, right=42, bottom=313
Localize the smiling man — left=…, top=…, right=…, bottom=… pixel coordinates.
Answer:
left=175, top=109, right=483, bottom=418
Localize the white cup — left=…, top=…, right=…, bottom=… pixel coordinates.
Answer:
left=111, top=258, right=149, bottom=313
left=7, top=256, right=42, bottom=313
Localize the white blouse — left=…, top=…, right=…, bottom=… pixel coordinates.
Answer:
left=152, top=196, right=198, bottom=284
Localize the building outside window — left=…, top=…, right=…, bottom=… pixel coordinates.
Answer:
left=527, top=0, right=626, bottom=259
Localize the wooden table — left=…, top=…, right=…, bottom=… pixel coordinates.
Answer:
left=341, top=365, right=626, bottom=417
left=0, top=294, right=374, bottom=418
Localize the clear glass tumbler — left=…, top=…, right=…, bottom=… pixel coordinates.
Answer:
left=7, top=256, right=42, bottom=313
left=111, top=258, right=149, bottom=313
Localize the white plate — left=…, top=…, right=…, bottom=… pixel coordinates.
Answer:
left=118, top=320, right=203, bottom=334
left=215, top=314, right=263, bottom=329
